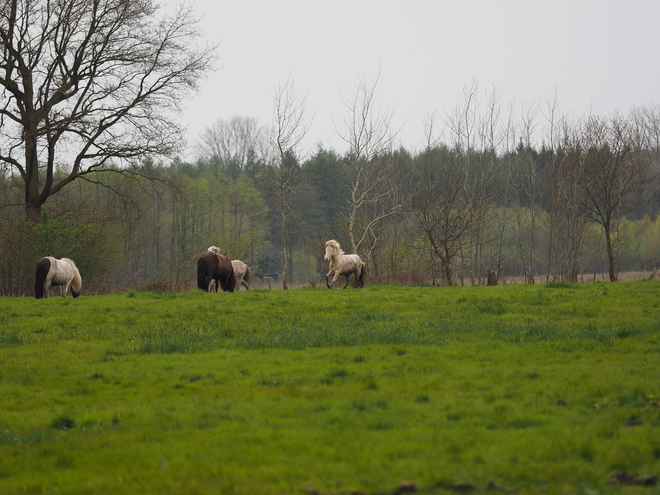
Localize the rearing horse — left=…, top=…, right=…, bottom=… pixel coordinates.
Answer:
left=324, top=240, right=366, bottom=289
left=197, top=250, right=236, bottom=292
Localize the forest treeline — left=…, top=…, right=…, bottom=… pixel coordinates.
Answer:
left=1, top=103, right=660, bottom=295
left=1, top=0, right=658, bottom=296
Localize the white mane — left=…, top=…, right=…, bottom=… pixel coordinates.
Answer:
left=325, top=239, right=344, bottom=258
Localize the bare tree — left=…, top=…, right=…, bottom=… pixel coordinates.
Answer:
left=466, top=84, right=502, bottom=284
left=489, top=102, right=517, bottom=283
left=547, top=118, right=589, bottom=282
left=579, top=113, right=653, bottom=281
left=513, top=102, right=541, bottom=284
left=267, top=75, right=311, bottom=289
left=413, top=83, right=498, bottom=286
left=0, top=0, right=217, bottom=221
left=195, top=116, right=268, bottom=177
left=413, top=106, right=475, bottom=286
left=336, top=70, right=400, bottom=260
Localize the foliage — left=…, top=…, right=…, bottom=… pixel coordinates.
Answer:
left=2, top=103, right=660, bottom=291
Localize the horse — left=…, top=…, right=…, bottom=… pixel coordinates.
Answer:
left=207, top=247, right=252, bottom=290
left=324, top=239, right=366, bottom=289
left=231, top=260, right=252, bottom=290
left=35, top=257, right=82, bottom=299
left=197, top=249, right=236, bottom=292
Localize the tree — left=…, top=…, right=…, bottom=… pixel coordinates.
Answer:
left=336, top=70, right=400, bottom=259
left=512, top=104, right=542, bottom=284
left=546, top=118, right=589, bottom=282
left=301, top=146, right=346, bottom=237
left=415, top=82, right=500, bottom=286
left=195, top=116, right=268, bottom=178
left=579, top=114, right=652, bottom=282
left=0, top=0, right=217, bottom=221
left=413, top=143, right=473, bottom=286
left=267, top=75, right=311, bottom=289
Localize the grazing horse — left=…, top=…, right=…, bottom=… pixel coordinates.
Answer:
left=231, top=260, right=252, bottom=290
left=35, top=257, right=82, bottom=299
left=207, top=247, right=252, bottom=290
left=197, top=249, right=236, bottom=292
left=324, top=239, right=366, bottom=289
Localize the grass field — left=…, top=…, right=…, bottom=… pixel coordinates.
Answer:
left=1, top=282, right=660, bottom=494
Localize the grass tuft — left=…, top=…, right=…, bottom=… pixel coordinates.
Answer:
left=50, top=416, right=76, bottom=431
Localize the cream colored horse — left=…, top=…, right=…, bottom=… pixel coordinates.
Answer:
left=207, top=247, right=252, bottom=290
left=35, top=256, right=82, bottom=299
left=232, top=260, right=252, bottom=290
left=324, top=240, right=366, bottom=289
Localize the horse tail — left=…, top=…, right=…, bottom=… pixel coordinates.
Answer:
left=244, top=265, right=252, bottom=285
left=358, top=262, right=367, bottom=288
left=71, top=267, right=82, bottom=298
left=197, top=256, right=209, bottom=291
left=35, top=258, right=50, bottom=299
left=66, top=260, right=82, bottom=298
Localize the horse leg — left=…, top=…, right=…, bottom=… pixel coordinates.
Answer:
left=326, top=270, right=337, bottom=289
left=342, top=274, right=351, bottom=289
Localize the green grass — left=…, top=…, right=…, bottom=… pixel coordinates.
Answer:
left=1, top=282, right=660, bottom=494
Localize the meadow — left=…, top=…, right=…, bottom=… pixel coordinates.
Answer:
left=1, top=282, right=660, bottom=494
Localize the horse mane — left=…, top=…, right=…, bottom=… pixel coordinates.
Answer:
left=208, top=246, right=226, bottom=255
left=62, top=258, right=82, bottom=295
left=326, top=239, right=344, bottom=255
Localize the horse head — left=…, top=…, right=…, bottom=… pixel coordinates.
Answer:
left=324, top=240, right=342, bottom=261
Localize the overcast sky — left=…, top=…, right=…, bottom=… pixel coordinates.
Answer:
left=175, top=0, right=660, bottom=157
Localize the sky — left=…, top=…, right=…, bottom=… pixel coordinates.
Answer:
left=174, top=0, right=660, bottom=158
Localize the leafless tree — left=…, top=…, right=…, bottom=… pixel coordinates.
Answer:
left=579, top=113, right=654, bottom=281
left=0, top=0, right=217, bottom=221
left=195, top=116, right=268, bottom=176
left=436, top=81, right=499, bottom=285
left=489, top=102, right=517, bottom=283
left=513, top=102, right=541, bottom=284
left=413, top=105, right=476, bottom=286
left=267, top=75, right=311, bottom=289
left=467, top=84, right=503, bottom=284
left=547, top=117, right=589, bottom=282
left=336, top=70, right=401, bottom=259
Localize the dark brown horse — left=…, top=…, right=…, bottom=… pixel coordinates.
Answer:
left=197, top=250, right=237, bottom=292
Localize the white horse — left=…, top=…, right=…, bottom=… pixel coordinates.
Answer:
left=35, top=256, right=82, bottom=299
left=207, top=247, right=252, bottom=290
left=231, top=259, right=252, bottom=290
left=324, top=240, right=366, bottom=289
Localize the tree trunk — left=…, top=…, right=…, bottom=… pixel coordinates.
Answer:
left=26, top=202, right=43, bottom=223
left=25, top=126, right=44, bottom=223
left=604, top=223, right=617, bottom=282
left=281, top=196, right=288, bottom=290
